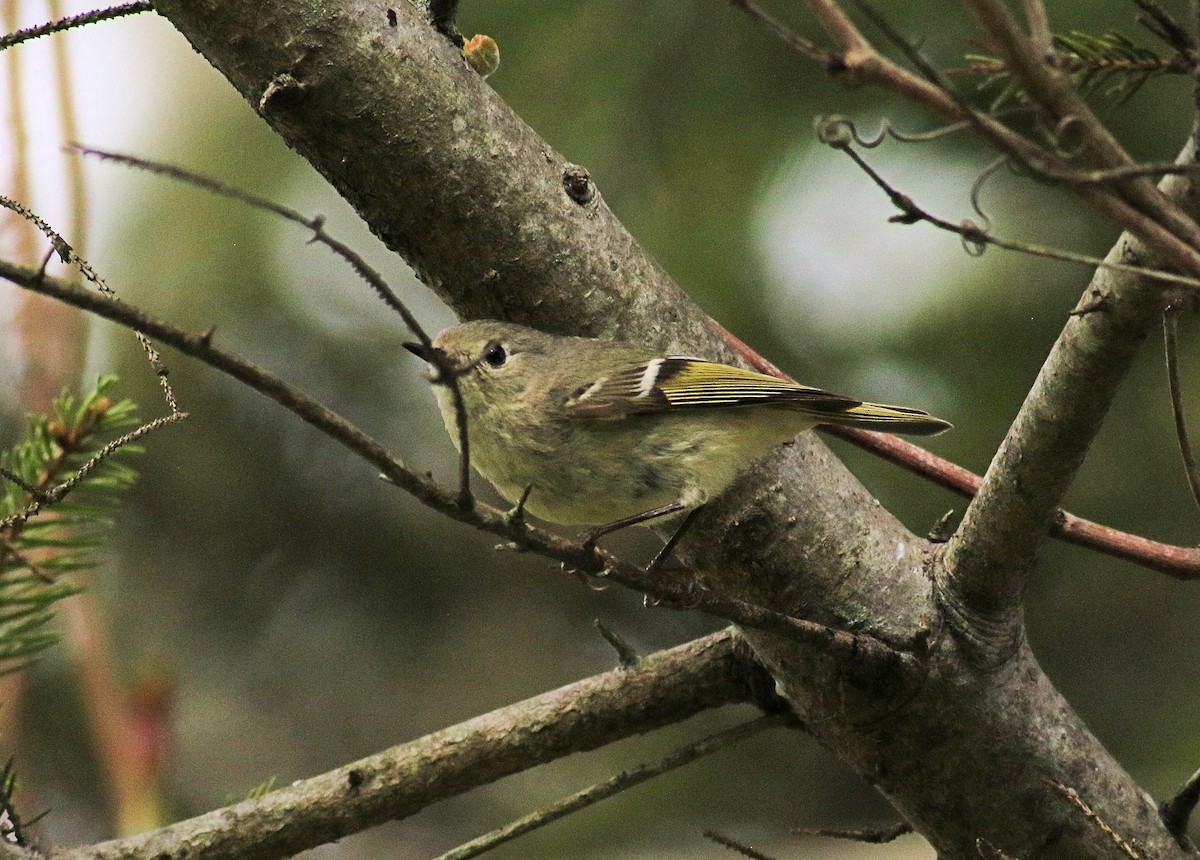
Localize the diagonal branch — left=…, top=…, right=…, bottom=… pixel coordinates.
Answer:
left=0, top=259, right=912, bottom=672
left=50, top=631, right=756, bottom=860
left=827, top=425, right=1200, bottom=579
left=432, top=714, right=784, bottom=860
left=943, top=133, right=1199, bottom=641
left=963, top=0, right=1200, bottom=252
left=739, top=0, right=1200, bottom=632
left=746, top=1, right=1200, bottom=280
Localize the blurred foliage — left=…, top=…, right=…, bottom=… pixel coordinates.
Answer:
left=972, top=29, right=1187, bottom=111
left=4, top=0, right=1200, bottom=858
left=0, top=376, right=141, bottom=672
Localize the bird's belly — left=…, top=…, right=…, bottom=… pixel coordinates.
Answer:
left=469, top=409, right=808, bottom=527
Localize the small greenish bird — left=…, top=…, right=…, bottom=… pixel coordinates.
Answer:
left=405, top=320, right=951, bottom=532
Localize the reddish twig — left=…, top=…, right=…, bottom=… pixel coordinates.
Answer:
left=711, top=320, right=1200, bottom=579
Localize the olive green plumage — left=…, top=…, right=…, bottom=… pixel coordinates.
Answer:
left=407, top=320, right=951, bottom=526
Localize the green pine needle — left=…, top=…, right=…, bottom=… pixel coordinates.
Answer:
left=0, top=375, right=143, bottom=670
left=969, top=29, right=1188, bottom=111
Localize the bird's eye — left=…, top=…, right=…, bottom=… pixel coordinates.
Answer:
left=483, top=341, right=508, bottom=368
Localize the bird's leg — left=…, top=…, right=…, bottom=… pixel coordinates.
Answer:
left=644, top=504, right=704, bottom=575
left=503, top=484, right=534, bottom=530
left=581, top=501, right=688, bottom=551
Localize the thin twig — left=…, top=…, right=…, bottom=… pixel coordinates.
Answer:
left=826, top=423, right=1200, bottom=578
left=594, top=619, right=640, bottom=669
left=0, top=1, right=152, bottom=53
left=976, top=839, right=1018, bottom=860
left=962, top=0, right=1200, bottom=257
left=824, top=112, right=1200, bottom=186
left=0, top=194, right=180, bottom=415
left=704, top=830, right=782, bottom=860
left=0, top=261, right=915, bottom=665
left=729, top=0, right=833, bottom=65
left=0, top=467, right=47, bottom=503
left=432, top=715, right=781, bottom=860
left=1163, top=306, right=1200, bottom=513
left=857, top=0, right=1200, bottom=285
left=71, top=145, right=476, bottom=506
left=0, top=196, right=185, bottom=530
left=0, top=412, right=188, bottom=532
left=816, top=122, right=1200, bottom=290
left=739, top=0, right=1200, bottom=288
left=1133, top=0, right=1198, bottom=54
left=1022, top=0, right=1052, bottom=58
left=792, top=821, right=913, bottom=843
left=1159, top=764, right=1200, bottom=842
left=945, top=53, right=1195, bottom=78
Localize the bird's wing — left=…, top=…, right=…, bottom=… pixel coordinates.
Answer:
left=561, top=357, right=861, bottom=418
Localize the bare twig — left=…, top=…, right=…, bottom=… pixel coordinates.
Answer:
left=704, top=830, right=781, bottom=860
left=432, top=715, right=781, bottom=860
left=0, top=467, right=47, bottom=503
left=1134, top=0, right=1197, bottom=54
left=0, top=260, right=915, bottom=667
left=71, top=145, right=476, bottom=506
left=0, top=194, right=180, bottom=415
left=976, top=839, right=1018, bottom=860
left=68, top=147, right=426, bottom=342
left=1022, top=0, right=1052, bottom=58
left=824, top=424, right=1200, bottom=578
left=594, top=619, right=640, bottom=669
left=818, top=121, right=1200, bottom=291
left=0, top=1, right=152, bottom=53
left=1163, top=306, right=1200, bottom=513
left=963, top=0, right=1200, bottom=255
left=0, top=412, right=188, bottom=532
left=1159, top=764, right=1200, bottom=843
left=729, top=0, right=833, bottom=66
left=51, top=632, right=754, bottom=860
left=0, top=196, right=186, bottom=531
left=741, top=0, right=1200, bottom=286
left=792, top=820, right=913, bottom=843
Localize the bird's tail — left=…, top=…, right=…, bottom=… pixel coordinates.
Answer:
left=822, top=401, right=953, bottom=436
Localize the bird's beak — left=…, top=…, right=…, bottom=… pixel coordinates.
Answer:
left=403, top=341, right=436, bottom=363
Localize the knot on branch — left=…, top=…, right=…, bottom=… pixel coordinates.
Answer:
left=933, top=575, right=1024, bottom=672
left=562, top=164, right=597, bottom=206
left=259, top=73, right=307, bottom=114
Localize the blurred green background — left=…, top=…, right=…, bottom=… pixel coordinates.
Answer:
left=3, top=1, right=1200, bottom=858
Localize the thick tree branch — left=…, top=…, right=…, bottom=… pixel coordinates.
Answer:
left=751, top=0, right=1200, bottom=633
left=130, top=0, right=947, bottom=659
left=944, top=133, right=1200, bottom=633
left=52, top=631, right=756, bottom=860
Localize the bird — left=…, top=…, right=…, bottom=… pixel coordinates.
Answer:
left=405, top=320, right=951, bottom=540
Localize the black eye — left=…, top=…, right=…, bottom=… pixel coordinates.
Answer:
left=483, top=341, right=508, bottom=368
